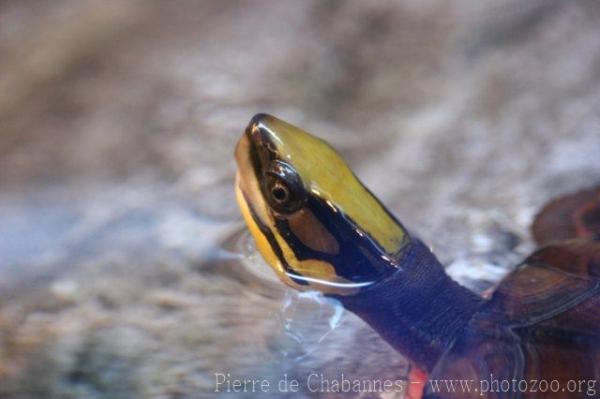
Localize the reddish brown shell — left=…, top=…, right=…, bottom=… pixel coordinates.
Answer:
left=428, top=240, right=600, bottom=398
left=532, top=186, right=600, bottom=245
left=427, top=186, right=600, bottom=398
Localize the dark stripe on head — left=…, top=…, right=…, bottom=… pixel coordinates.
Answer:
left=274, top=195, right=396, bottom=283
left=243, top=192, right=308, bottom=285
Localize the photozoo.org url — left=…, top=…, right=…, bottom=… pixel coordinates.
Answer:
left=425, top=375, right=598, bottom=397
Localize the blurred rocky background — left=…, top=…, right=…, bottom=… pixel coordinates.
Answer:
left=1, top=0, right=600, bottom=398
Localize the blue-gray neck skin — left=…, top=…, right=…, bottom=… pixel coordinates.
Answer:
left=331, top=238, right=483, bottom=372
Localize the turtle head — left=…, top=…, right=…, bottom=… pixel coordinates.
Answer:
left=234, top=113, right=409, bottom=295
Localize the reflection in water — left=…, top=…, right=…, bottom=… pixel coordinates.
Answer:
left=279, top=290, right=345, bottom=361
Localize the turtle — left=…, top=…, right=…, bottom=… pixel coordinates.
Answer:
left=233, top=113, right=600, bottom=398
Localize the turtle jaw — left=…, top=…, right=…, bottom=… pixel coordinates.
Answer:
left=234, top=125, right=308, bottom=290
left=235, top=130, right=286, bottom=283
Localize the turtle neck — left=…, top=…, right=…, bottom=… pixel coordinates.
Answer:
left=332, top=238, right=484, bottom=371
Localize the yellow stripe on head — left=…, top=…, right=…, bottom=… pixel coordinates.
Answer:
left=235, top=175, right=279, bottom=272
left=255, top=115, right=407, bottom=255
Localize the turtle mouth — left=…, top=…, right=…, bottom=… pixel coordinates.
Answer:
left=235, top=114, right=288, bottom=227
left=234, top=132, right=267, bottom=227
left=234, top=124, right=296, bottom=286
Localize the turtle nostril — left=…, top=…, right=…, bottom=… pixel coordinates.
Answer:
left=249, top=113, right=269, bottom=127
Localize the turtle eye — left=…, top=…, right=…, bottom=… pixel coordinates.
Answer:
left=270, top=181, right=290, bottom=204
left=264, top=161, right=305, bottom=213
